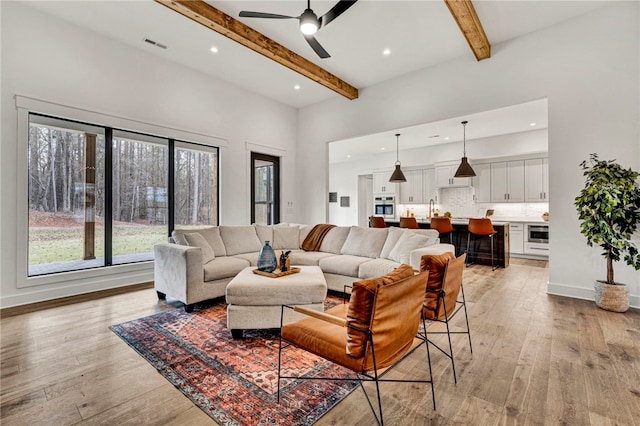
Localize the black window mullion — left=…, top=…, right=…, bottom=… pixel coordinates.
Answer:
left=168, top=139, right=175, bottom=236
left=104, top=127, right=113, bottom=266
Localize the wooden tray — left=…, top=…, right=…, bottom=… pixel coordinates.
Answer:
left=252, top=267, right=301, bottom=278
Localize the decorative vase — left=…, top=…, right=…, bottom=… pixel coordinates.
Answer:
left=594, top=280, right=629, bottom=313
left=257, top=241, right=277, bottom=273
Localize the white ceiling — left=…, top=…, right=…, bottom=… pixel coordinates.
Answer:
left=22, top=1, right=606, bottom=161
left=328, top=98, right=548, bottom=163
left=23, top=0, right=609, bottom=109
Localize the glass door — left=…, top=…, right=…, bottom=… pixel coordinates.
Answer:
left=251, top=152, right=280, bottom=225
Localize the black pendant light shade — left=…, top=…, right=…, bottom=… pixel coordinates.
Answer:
left=389, top=133, right=407, bottom=183
left=454, top=121, right=476, bottom=178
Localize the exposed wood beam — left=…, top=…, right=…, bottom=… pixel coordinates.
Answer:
left=154, top=0, right=358, bottom=100
left=445, top=0, right=491, bottom=61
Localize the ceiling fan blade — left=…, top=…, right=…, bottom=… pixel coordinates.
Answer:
left=304, top=34, right=330, bottom=58
left=239, top=11, right=296, bottom=19
left=319, top=0, right=358, bottom=28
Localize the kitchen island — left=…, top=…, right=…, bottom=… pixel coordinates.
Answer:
left=384, top=218, right=510, bottom=268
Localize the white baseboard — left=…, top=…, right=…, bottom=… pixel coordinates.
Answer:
left=547, top=281, right=640, bottom=309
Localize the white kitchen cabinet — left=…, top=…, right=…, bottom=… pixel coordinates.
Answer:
left=525, top=158, right=549, bottom=202
left=423, top=168, right=437, bottom=203
left=472, top=163, right=491, bottom=203
left=373, top=171, right=396, bottom=195
left=435, top=165, right=471, bottom=187
left=399, top=170, right=424, bottom=203
left=491, top=160, right=525, bottom=202
left=509, top=223, right=524, bottom=254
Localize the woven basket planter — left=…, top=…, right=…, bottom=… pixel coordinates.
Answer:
left=594, top=280, right=629, bottom=313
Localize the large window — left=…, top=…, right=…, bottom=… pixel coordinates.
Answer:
left=27, top=113, right=218, bottom=276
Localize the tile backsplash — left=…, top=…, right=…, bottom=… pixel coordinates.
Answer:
left=397, top=186, right=549, bottom=220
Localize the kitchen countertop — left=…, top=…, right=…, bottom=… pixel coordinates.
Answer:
left=390, top=216, right=549, bottom=224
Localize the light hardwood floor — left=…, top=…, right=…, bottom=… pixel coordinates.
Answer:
left=2, top=259, right=639, bottom=425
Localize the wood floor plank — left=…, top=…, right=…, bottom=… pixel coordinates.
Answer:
left=2, top=259, right=639, bottom=425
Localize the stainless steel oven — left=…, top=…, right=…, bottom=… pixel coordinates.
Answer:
left=374, top=196, right=395, bottom=219
left=527, top=224, right=549, bottom=243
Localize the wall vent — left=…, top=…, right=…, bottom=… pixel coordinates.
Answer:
left=143, top=38, right=167, bottom=50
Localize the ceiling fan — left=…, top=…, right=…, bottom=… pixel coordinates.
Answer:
left=239, top=0, right=358, bottom=59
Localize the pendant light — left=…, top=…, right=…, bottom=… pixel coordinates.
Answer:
left=389, top=133, right=407, bottom=183
left=454, top=120, right=476, bottom=178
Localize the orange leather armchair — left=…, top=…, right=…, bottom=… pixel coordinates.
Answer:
left=277, top=265, right=436, bottom=423
left=369, top=216, right=387, bottom=228
left=399, top=216, right=419, bottom=229
left=420, top=252, right=472, bottom=384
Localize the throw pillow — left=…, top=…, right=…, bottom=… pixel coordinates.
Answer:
left=420, top=252, right=455, bottom=289
left=346, top=264, right=414, bottom=357
left=387, top=232, right=431, bottom=264
left=379, top=227, right=405, bottom=259
left=183, top=232, right=216, bottom=264
left=340, top=226, right=388, bottom=258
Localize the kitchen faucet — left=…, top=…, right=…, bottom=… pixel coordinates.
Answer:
left=429, top=199, right=435, bottom=218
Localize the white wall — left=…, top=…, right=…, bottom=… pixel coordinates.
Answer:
left=0, top=2, right=298, bottom=307
left=298, top=3, right=640, bottom=306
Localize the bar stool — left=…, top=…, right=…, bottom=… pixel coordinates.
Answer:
left=369, top=216, right=387, bottom=228
left=431, top=216, right=456, bottom=252
left=399, top=216, right=419, bottom=229
left=466, top=218, right=497, bottom=270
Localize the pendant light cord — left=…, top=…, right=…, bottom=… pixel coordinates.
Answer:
left=395, top=133, right=400, bottom=164
left=461, top=121, right=468, bottom=157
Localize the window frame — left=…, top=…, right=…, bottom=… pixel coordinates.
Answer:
left=16, top=96, right=225, bottom=288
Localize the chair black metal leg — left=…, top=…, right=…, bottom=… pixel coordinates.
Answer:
left=460, top=284, right=473, bottom=354
left=490, top=234, right=496, bottom=271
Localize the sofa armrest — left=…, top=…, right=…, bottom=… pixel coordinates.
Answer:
left=409, top=243, right=456, bottom=271
left=153, top=243, right=203, bottom=302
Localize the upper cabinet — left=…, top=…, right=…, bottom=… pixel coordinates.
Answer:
left=435, top=164, right=471, bottom=187
left=472, top=163, right=491, bottom=203
left=373, top=171, right=396, bottom=195
left=423, top=168, right=437, bottom=203
left=491, top=160, right=525, bottom=202
left=525, top=158, right=549, bottom=202
left=399, top=169, right=424, bottom=204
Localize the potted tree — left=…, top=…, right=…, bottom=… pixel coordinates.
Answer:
left=575, top=153, right=640, bottom=312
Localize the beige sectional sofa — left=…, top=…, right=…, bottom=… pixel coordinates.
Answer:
left=153, top=223, right=454, bottom=312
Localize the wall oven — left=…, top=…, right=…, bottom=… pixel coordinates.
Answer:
left=374, top=196, right=395, bottom=219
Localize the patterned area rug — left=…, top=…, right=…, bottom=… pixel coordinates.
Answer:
left=110, top=297, right=358, bottom=425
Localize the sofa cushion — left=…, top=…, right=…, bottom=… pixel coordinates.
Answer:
left=379, top=227, right=405, bottom=259
left=346, top=264, right=415, bottom=358
left=412, top=229, right=440, bottom=245
left=289, top=250, right=335, bottom=265
left=273, top=225, right=300, bottom=250
left=254, top=224, right=273, bottom=245
left=298, top=225, right=313, bottom=248
left=203, top=256, right=251, bottom=281
left=183, top=232, right=216, bottom=263
left=172, top=227, right=227, bottom=256
left=220, top=226, right=262, bottom=256
left=319, top=255, right=372, bottom=277
left=358, top=258, right=401, bottom=279
left=340, top=227, right=388, bottom=259
left=319, top=226, right=351, bottom=254
left=420, top=252, right=455, bottom=289
left=232, top=252, right=259, bottom=266
left=388, top=232, right=431, bottom=264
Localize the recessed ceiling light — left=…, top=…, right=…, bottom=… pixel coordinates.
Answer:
left=381, top=147, right=385, bottom=151
left=444, top=137, right=450, bottom=141
left=294, top=84, right=301, bottom=90
left=383, top=48, right=391, bottom=56
left=530, top=122, right=537, bottom=127
left=347, top=154, right=351, bottom=158
left=210, top=46, right=218, bottom=53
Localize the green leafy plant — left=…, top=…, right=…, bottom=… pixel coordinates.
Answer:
left=575, top=153, right=640, bottom=284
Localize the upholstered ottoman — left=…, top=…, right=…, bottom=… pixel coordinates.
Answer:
left=225, top=265, right=328, bottom=339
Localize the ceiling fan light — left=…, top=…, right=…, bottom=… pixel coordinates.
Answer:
left=454, top=157, right=476, bottom=178
left=299, top=9, right=318, bottom=35
left=389, top=164, right=407, bottom=183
